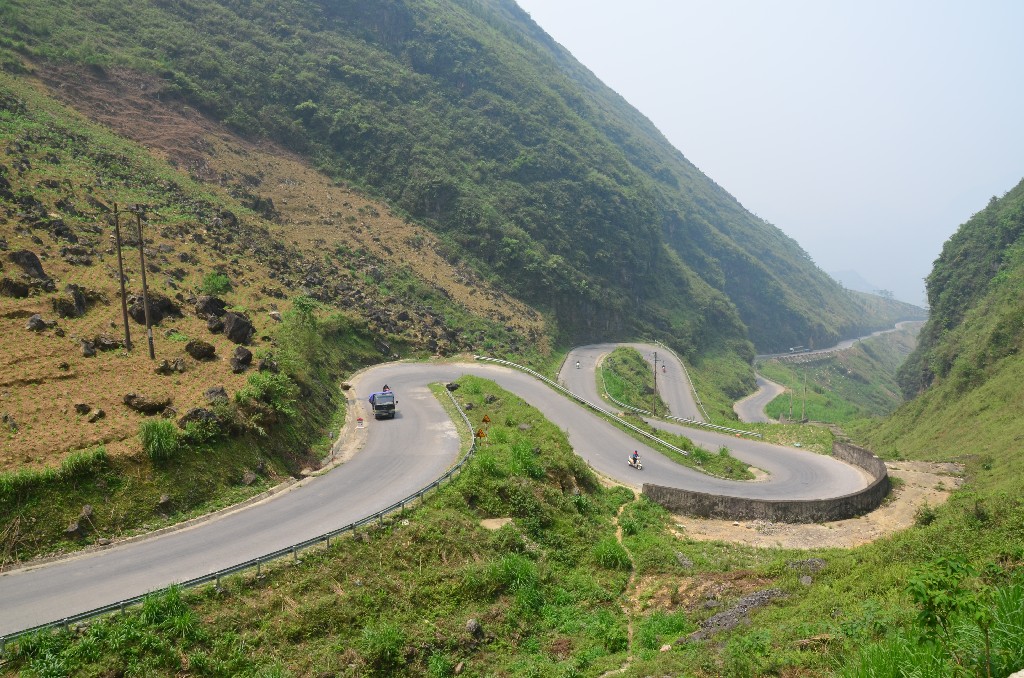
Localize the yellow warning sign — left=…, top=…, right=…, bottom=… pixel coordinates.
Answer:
left=481, top=414, right=491, bottom=423
left=476, top=428, right=487, bottom=438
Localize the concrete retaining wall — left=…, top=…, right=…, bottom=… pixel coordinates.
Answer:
left=643, top=442, right=890, bottom=524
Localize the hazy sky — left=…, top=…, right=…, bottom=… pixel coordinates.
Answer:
left=514, top=1, right=1024, bottom=306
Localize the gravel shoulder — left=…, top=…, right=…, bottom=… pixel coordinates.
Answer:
left=671, top=461, right=964, bottom=549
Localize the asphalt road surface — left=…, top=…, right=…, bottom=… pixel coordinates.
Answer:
left=733, top=375, right=787, bottom=423
left=0, top=356, right=867, bottom=636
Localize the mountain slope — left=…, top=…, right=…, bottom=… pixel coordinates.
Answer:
left=0, top=0, right=916, bottom=354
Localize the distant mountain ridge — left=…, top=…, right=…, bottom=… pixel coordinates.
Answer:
left=0, top=0, right=918, bottom=354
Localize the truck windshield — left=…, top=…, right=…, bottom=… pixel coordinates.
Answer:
left=374, top=393, right=395, bottom=405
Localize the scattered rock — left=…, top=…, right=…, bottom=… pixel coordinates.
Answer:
left=97, top=538, right=111, bottom=546
left=660, top=643, right=672, bottom=652
left=242, top=470, right=257, bottom=486
left=185, top=339, right=216, bottom=361
left=517, top=423, right=532, bottom=431
left=268, top=310, right=282, bottom=322
left=466, top=619, right=483, bottom=639
left=65, top=520, right=82, bottom=539
left=445, top=382, right=460, bottom=392
left=675, top=552, right=694, bottom=569
left=123, top=393, right=172, bottom=415
left=204, top=386, right=229, bottom=403
left=178, top=407, right=219, bottom=430
left=0, top=277, right=29, bottom=298
left=157, top=494, right=173, bottom=512
left=74, top=403, right=91, bottom=415
left=230, top=346, right=253, bottom=373
left=26, top=314, right=50, bottom=331
left=223, top=311, right=255, bottom=344
left=257, top=358, right=279, bottom=373
left=195, top=295, right=227, bottom=319
left=787, top=558, right=827, bottom=572
left=87, top=409, right=105, bottom=423
left=92, top=335, right=122, bottom=352
left=206, top=315, right=225, bottom=333
left=80, top=505, right=94, bottom=520
left=2, top=412, right=17, bottom=432
left=484, top=394, right=497, bottom=404
left=7, top=249, right=48, bottom=281
left=340, top=382, right=352, bottom=391
left=800, top=575, right=813, bottom=586
left=155, top=358, right=186, bottom=375
left=683, top=589, right=786, bottom=643
left=81, top=340, right=96, bottom=357
left=57, top=361, right=70, bottom=371
left=127, top=291, right=182, bottom=326
left=464, top=402, right=474, bottom=411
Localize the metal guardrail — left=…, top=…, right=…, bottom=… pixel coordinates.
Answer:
left=595, top=349, right=761, bottom=440
left=0, top=388, right=477, bottom=655
left=474, top=355, right=690, bottom=457
left=652, top=340, right=712, bottom=422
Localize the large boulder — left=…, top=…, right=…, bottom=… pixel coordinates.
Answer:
left=0, top=277, right=29, bottom=298
left=230, top=346, right=253, bottom=373
left=52, top=284, right=88, bottom=318
left=123, top=393, right=172, bottom=415
left=195, top=295, right=227, bottom=319
left=204, top=385, right=229, bottom=403
left=177, top=407, right=220, bottom=430
left=7, top=249, right=48, bottom=281
left=127, top=292, right=181, bottom=325
left=26, top=314, right=49, bottom=332
left=92, top=335, right=122, bottom=352
left=223, top=311, right=255, bottom=345
left=185, top=339, right=216, bottom=361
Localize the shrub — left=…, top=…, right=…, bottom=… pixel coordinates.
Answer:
left=141, top=419, right=180, bottom=462
left=235, top=372, right=298, bottom=418
left=200, top=272, right=231, bottom=296
left=593, top=537, right=631, bottom=570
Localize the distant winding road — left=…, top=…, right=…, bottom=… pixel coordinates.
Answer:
left=0, top=350, right=869, bottom=637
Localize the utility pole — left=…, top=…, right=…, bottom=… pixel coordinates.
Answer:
left=134, top=208, right=155, bottom=360
left=801, top=370, right=807, bottom=422
left=112, top=203, right=132, bottom=351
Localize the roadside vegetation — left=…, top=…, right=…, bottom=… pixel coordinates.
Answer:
left=759, top=324, right=920, bottom=424
left=9, top=376, right=1021, bottom=676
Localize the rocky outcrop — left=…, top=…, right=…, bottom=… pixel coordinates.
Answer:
left=185, top=339, right=216, bottom=361
left=230, top=346, right=253, bottom=373
left=222, top=311, right=255, bottom=344
left=195, top=295, right=227, bottom=319
left=123, top=393, right=172, bottom=415
left=127, top=292, right=181, bottom=325
left=0, top=277, right=29, bottom=298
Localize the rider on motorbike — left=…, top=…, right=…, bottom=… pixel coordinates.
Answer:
left=630, top=450, right=640, bottom=467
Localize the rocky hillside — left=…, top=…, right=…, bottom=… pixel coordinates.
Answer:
left=0, top=0, right=918, bottom=355
left=0, top=72, right=540, bottom=476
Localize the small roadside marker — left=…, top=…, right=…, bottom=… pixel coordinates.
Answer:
left=357, top=417, right=364, bottom=429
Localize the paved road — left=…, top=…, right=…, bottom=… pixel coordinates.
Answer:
left=733, top=375, right=786, bottom=423
left=0, top=358, right=867, bottom=636
left=563, top=343, right=703, bottom=421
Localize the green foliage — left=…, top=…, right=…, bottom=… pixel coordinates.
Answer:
left=593, top=537, right=630, bottom=570
left=0, top=0, right=918, bottom=361
left=0, top=446, right=107, bottom=504
left=358, top=621, right=406, bottom=675
left=601, top=347, right=667, bottom=414
left=200, top=271, right=232, bottom=296
left=140, top=419, right=180, bottom=463
left=635, top=610, right=693, bottom=651
left=235, top=372, right=298, bottom=419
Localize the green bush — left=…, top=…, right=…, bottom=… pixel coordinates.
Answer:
left=141, top=419, right=180, bottom=462
left=235, top=372, right=298, bottom=418
left=593, top=537, right=631, bottom=570
left=200, top=272, right=231, bottom=296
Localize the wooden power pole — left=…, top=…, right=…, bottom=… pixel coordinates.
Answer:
left=112, top=203, right=132, bottom=352
left=134, top=209, right=155, bottom=360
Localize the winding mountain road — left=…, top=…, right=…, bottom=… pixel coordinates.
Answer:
left=0, top=353, right=868, bottom=637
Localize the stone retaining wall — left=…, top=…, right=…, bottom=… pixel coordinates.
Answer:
left=643, top=442, right=890, bottom=524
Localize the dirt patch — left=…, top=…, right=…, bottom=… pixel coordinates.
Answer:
left=479, top=517, right=513, bottom=531
left=671, top=461, right=964, bottom=549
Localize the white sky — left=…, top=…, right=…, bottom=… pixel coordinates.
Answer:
left=514, top=0, right=1024, bottom=305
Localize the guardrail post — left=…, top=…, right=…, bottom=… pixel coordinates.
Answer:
left=256, top=559, right=261, bottom=578
left=215, top=574, right=221, bottom=591
left=325, top=534, right=330, bottom=548
left=291, top=547, right=297, bottom=564
left=1, top=635, right=6, bottom=654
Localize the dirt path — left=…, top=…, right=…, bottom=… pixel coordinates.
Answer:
left=671, top=461, right=963, bottom=549
left=599, top=497, right=640, bottom=677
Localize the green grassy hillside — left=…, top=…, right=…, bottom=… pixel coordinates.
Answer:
left=0, top=0, right=917, bottom=353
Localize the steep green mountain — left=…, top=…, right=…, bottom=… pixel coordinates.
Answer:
left=897, top=179, right=1024, bottom=397
left=0, top=0, right=914, bottom=355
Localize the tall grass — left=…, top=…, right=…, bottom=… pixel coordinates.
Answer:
left=140, top=420, right=180, bottom=462
left=0, top=446, right=108, bottom=502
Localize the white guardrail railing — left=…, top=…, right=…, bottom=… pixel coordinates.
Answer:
left=0, top=388, right=477, bottom=654
left=594, top=349, right=761, bottom=440
left=474, top=355, right=694, bottom=456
